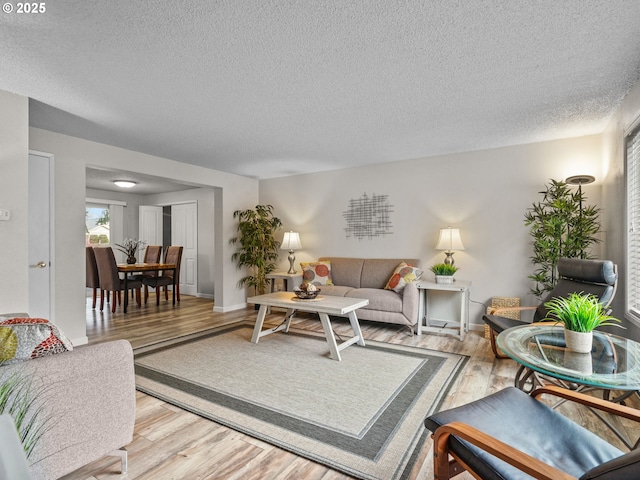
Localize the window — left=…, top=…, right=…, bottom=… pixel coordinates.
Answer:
left=85, top=205, right=110, bottom=246
left=627, top=125, right=640, bottom=320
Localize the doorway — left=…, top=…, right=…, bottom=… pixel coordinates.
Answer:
left=139, top=202, right=198, bottom=296
left=28, top=151, right=54, bottom=320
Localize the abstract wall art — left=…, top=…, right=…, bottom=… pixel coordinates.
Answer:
left=343, top=192, right=394, bottom=240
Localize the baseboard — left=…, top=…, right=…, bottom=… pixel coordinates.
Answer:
left=213, top=303, right=247, bottom=313
left=71, top=335, right=89, bottom=346
left=196, top=293, right=214, bottom=300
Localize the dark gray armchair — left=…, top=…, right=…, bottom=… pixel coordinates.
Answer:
left=483, top=258, right=617, bottom=358
left=425, top=386, right=640, bottom=480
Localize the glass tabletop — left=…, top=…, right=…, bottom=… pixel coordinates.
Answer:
left=497, top=323, right=640, bottom=390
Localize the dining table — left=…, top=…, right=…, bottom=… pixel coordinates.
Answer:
left=116, top=262, right=177, bottom=313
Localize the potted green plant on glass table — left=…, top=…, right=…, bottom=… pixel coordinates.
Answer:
left=544, top=292, right=622, bottom=353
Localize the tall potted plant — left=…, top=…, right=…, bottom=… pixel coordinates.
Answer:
left=524, top=179, right=601, bottom=297
left=230, top=205, right=282, bottom=295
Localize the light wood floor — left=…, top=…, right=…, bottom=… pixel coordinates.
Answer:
left=61, top=293, right=639, bottom=480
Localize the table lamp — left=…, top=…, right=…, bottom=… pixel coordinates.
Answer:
left=435, top=227, right=465, bottom=265
left=281, top=231, right=302, bottom=274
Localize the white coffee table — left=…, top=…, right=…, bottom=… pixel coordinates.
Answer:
left=247, top=292, right=369, bottom=361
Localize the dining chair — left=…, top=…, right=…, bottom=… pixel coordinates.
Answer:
left=134, top=245, right=163, bottom=296
left=93, top=247, right=142, bottom=313
left=143, top=246, right=183, bottom=305
left=86, top=246, right=100, bottom=309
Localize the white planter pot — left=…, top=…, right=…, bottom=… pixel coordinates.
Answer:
left=564, top=351, right=593, bottom=374
left=435, top=275, right=454, bottom=284
left=564, top=329, right=593, bottom=354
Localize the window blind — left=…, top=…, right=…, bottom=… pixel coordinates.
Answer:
left=627, top=126, right=640, bottom=320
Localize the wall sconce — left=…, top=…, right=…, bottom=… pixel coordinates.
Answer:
left=281, top=231, right=302, bottom=274
left=435, top=227, right=465, bottom=265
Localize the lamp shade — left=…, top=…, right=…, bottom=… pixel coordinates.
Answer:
left=281, top=231, right=302, bottom=250
left=435, top=227, right=465, bottom=251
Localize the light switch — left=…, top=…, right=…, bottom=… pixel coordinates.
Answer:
left=0, top=209, right=11, bottom=221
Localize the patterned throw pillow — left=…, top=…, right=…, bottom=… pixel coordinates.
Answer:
left=0, top=317, right=73, bottom=365
left=384, top=262, right=423, bottom=293
left=300, top=261, right=334, bottom=286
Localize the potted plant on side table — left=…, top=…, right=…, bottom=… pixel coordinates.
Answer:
left=430, top=263, right=459, bottom=284
left=544, top=292, right=623, bottom=353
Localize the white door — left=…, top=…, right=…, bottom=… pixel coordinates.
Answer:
left=139, top=205, right=163, bottom=260
left=28, top=152, right=53, bottom=319
left=172, top=203, right=197, bottom=296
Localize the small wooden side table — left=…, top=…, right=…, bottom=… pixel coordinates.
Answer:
left=415, top=280, right=471, bottom=340
left=266, top=271, right=303, bottom=292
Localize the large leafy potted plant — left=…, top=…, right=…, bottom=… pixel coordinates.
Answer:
left=230, top=205, right=282, bottom=295
left=544, top=292, right=622, bottom=353
left=524, top=179, right=601, bottom=297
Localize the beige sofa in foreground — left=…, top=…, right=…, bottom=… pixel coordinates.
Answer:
left=314, top=257, right=421, bottom=331
left=0, top=339, right=136, bottom=480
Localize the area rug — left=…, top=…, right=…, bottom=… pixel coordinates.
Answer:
left=134, top=321, right=468, bottom=480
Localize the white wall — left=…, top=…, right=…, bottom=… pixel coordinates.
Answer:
left=602, top=79, right=640, bottom=340
left=146, top=187, right=218, bottom=297
left=28, top=127, right=259, bottom=344
left=260, top=135, right=604, bottom=329
left=0, top=91, right=29, bottom=312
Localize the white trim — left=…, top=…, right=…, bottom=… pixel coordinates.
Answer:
left=196, top=293, right=214, bottom=300
left=625, top=107, right=640, bottom=137
left=213, top=303, right=247, bottom=313
left=86, top=197, right=127, bottom=207
left=154, top=200, right=197, bottom=207
left=28, top=150, right=55, bottom=322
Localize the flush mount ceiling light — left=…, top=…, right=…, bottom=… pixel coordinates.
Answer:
left=113, top=180, right=137, bottom=188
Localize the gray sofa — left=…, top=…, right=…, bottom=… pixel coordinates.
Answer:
left=316, top=257, right=421, bottom=330
left=0, top=338, right=136, bottom=480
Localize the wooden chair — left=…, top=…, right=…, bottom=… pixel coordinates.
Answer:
left=86, top=246, right=100, bottom=309
left=483, top=258, right=618, bottom=358
left=425, top=385, right=640, bottom=480
left=93, top=247, right=142, bottom=313
left=133, top=245, right=163, bottom=294
left=143, top=246, right=183, bottom=305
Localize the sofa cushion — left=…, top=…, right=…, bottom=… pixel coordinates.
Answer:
left=384, top=261, right=423, bottom=293
left=318, top=257, right=364, bottom=288
left=0, top=317, right=73, bottom=365
left=300, top=261, right=334, bottom=286
left=318, top=285, right=354, bottom=297
left=346, top=288, right=403, bottom=313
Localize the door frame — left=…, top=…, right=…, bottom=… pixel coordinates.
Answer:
left=28, top=150, right=55, bottom=321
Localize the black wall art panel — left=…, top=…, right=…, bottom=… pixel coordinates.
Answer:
left=343, top=193, right=394, bottom=240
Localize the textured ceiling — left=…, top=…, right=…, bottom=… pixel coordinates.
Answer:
left=3, top=1, right=640, bottom=179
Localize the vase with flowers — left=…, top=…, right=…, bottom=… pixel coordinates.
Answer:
left=115, top=238, right=145, bottom=264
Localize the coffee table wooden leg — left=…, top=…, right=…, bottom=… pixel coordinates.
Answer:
left=284, top=308, right=296, bottom=332
left=347, top=311, right=365, bottom=346
left=318, top=313, right=342, bottom=361
left=251, top=305, right=268, bottom=343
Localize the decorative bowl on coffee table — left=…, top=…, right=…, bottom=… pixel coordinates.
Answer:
left=293, top=288, right=321, bottom=300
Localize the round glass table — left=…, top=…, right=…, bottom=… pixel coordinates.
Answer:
left=497, top=323, right=640, bottom=449
left=497, top=323, right=640, bottom=391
